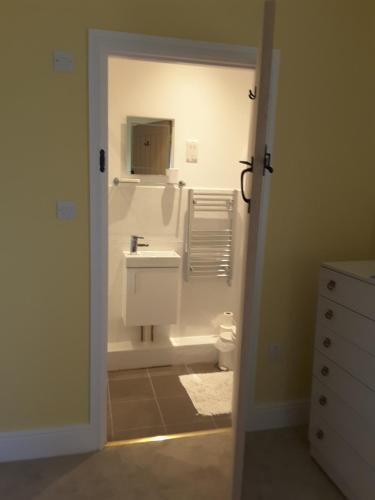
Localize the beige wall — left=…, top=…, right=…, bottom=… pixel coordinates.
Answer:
left=372, top=4, right=375, bottom=256
left=0, top=0, right=374, bottom=431
left=256, top=1, right=375, bottom=401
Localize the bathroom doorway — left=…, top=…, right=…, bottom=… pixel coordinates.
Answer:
left=106, top=55, right=254, bottom=441
left=89, top=7, right=278, bottom=496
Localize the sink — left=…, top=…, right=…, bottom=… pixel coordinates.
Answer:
left=123, top=250, right=181, bottom=268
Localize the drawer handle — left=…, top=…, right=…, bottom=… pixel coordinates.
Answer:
left=319, top=395, right=327, bottom=406
left=321, top=366, right=330, bottom=377
left=316, top=429, right=324, bottom=440
left=327, top=280, right=336, bottom=291
left=323, top=337, right=332, bottom=348
left=324, top=309, right=334, bottom=320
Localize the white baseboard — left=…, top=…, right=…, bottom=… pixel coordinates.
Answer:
left=247, top=399, right=310, bottom=432
left=0, top=423, right=98, bottom=463
left=108, top=335, right=217, bottom=371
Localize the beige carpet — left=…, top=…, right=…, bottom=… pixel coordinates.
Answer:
left=0, top=428, right=345, bottom=500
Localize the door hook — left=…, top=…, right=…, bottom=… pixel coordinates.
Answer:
left=249, top=87, right=257, bottom=100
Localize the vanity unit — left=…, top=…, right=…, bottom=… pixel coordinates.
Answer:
left=309, top=261, right=375, bottom=500
left=122, top=250, right=181, bottom=337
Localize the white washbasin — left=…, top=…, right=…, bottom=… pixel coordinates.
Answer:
left=123, top=250, right=181, bottom=268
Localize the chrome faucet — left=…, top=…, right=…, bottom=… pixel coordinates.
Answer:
left=130, top=235, right=149, bottom=254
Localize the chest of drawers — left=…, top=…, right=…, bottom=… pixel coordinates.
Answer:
left=309, top=261, right=375, bottom=500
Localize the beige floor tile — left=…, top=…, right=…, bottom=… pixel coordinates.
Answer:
left=108, top=368, right=148, bottom=380
left=112, top=426, right=165, bottom=441
left=213, top=415, right=232, bottom=429
left=158, top=396, right=213, bottom=426
left=166, top=420, right=216, bottom=435
left=112, top=399, right=163, bottom=431
left=150, top=374, right=188, bottom=399
left=148, top=365, right=188, bottom=377
left=109, top=377, right=154, bottom=402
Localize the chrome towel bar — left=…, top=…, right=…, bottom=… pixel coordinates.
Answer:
left=185, top=189, right=238, bottom=285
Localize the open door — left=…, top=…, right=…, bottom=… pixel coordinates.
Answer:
left=231, top=1, right=277, bottom=498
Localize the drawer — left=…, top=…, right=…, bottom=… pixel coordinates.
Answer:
left=312, top=378, right=375, bottom=468
left=310, top=412, right=375, bottom=500
left=313, top=351, right=375, bottom=423
left=317, top=296, right=375, bottom=355
left=315, top=325, right=375, bottom=391
left=319, top=267, right=375, bottom=320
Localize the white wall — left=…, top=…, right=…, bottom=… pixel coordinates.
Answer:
left=108, top=57, right=254, bottom=188
left=108, top=57, right=254, bottom=346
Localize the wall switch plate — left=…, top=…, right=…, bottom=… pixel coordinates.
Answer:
left=56, top=201, right=76, bottom=220
left=53, top=51, right=74, bottom=73
left=186, top=140, right=198, bottom=163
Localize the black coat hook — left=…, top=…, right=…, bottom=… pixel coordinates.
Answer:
left=249, top=87, right=257, bottom=100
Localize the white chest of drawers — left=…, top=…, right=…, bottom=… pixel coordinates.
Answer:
left=309, top=260, right=375, bottom=500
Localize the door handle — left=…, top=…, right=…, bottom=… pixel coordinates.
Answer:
left=239, top=158, right=253, bottom=213
left=99, top=149, right=106, bottom=173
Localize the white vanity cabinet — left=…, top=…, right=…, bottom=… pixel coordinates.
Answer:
left=309, top=261, right=375, bottom=500
left=122, top=250, right=181, bottom=327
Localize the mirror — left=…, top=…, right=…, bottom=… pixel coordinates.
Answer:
left=126, top=117, right=173, bottom=175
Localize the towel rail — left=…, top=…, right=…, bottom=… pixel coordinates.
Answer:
left=185, top=189, right=237, bottom=285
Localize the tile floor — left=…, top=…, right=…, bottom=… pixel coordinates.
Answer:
left=107, top=362, right=232, bottom=441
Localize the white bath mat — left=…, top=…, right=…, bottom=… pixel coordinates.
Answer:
left=179, top=371, right=233, bottom=416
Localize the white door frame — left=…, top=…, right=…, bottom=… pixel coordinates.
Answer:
left=88, top=28, right=279, bottom=452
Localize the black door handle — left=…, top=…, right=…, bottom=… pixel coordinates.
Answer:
left=239, top=158, right=253, bottom=213
left=99, top=149, right=106, bottom=173
left=241, top=168, right=251, bottom=203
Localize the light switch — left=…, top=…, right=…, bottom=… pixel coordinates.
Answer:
left=186, top=140, right=198, bottom=163
left=53, top=51, right=74, bottom=73
left=56, top=201, right=76, bottom=220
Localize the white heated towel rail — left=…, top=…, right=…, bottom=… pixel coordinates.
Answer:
left=185, top=189, right=238, bottom=285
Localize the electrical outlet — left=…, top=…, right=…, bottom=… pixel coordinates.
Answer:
left=56, top=201, right=76, bottom=220
left=53, top=51, right=74, bottom=73
left=186, top=140, right=198, bottom=163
